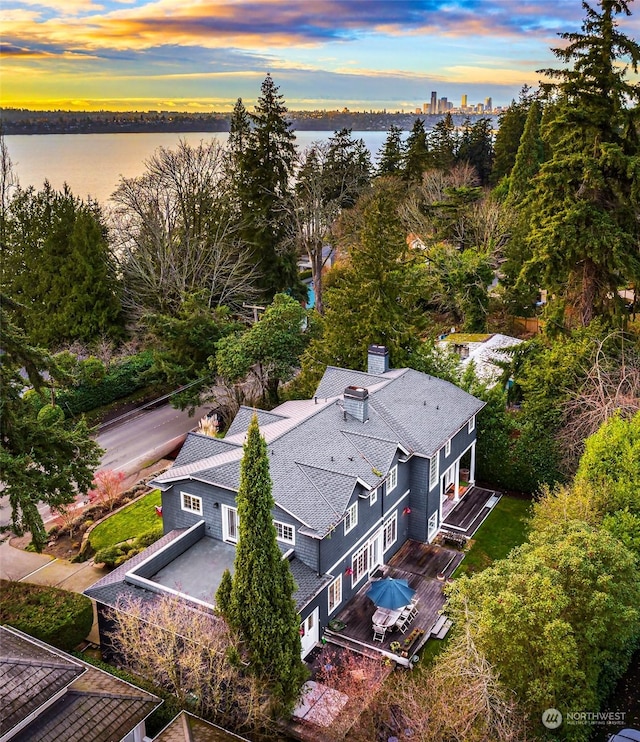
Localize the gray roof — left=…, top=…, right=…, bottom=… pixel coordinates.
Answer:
left=225, top=407, right=287, bottom=437
left=174, top=433, right=238, bottom=467
left=152, top=365, right=484, bottom=536
left=86, top=531, right=327, bottom=612
left=1, top=626, right=159, bottom=742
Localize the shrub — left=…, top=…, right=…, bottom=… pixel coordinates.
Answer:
left=94, top=525, right=163, bottom=568
left=56, top=351, right=157, bottom=415
left=0, top=580, right=93, bottom=651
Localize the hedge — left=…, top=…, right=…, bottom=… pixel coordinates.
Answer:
left=0, top=580, right=93, bottom=651
left=57, top=351, right=156, bottom=416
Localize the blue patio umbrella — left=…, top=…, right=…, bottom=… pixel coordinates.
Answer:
left=366, top=577, right=415, bottom=610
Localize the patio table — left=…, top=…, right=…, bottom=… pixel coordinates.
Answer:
left=372, top=606, right=403, bottom=628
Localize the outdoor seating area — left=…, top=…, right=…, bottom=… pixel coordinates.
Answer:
left=324, top=540, right=465, bottom=663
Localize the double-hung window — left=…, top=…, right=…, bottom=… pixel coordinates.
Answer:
left=445, top=439, right=451, bottom=457
left=369, top=487, right=378, bottom=506
left=468, top=415, right=476, bottom=433
left=344, top=502, right=358, bottom=535
left=180, top=492, right=202, bottom=515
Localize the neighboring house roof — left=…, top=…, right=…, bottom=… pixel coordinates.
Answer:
left=457, top=333, right=523, bottom=383
left=0, top=626, right=160, bottom=742
left=152, top=365, right=484, bottom=537
left=152, top=711, right=250, bottom=742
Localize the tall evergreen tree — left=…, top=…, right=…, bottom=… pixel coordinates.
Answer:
left=235, top=75, right=305, bottom=301
left=506, top=98, right=544, bottom=207
left=324, top=128, right=372, bottom=207
left=519, top=0, right=640, bottom=326
left=376, top=124, right=404, bottom=175
left=428, top=112, right=458, bottom=171
left=402, top=118, right=430, bottom=182
left=3, top=183, right=123, bottom=346
left=456, top=117, right=495, bottom=185
left=216, top=415, right=306, bottom=710
left=297, top=178, right=427, bottom=383
left=490, top=85, right=534, bottom=185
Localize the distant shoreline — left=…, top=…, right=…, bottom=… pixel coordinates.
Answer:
left=1, top=110, right=497, bottom=136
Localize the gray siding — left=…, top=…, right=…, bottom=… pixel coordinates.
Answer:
left=408, top=455, right=429, bottom=541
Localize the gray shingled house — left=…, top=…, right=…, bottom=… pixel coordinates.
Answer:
left=86, top=346, right=484, bottom=660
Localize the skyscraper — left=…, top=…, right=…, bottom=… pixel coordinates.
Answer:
left=461, top=94, right=468, bottom=109
left=484, top=97, right=492, bottom=112
left=430, top=91, right=437, bottom=114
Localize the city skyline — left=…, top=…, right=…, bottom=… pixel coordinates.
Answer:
left=2, top=0, right=639, bottom=112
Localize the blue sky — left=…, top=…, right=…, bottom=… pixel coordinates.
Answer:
left=1, top=0, right=639, bottom=111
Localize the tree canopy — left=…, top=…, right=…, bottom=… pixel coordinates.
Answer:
left=518, top=0, right=640, bottom=326
left=0, top=296, right=103, bottom=550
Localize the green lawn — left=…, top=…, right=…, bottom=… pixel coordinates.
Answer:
left=89, top=489, right=162, bottom=552
left=452, top=495, right=531, bottom=577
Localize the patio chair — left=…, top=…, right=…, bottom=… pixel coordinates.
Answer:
left=395, top=613, right=410, bottom=634
left=372, top=624, right=387, bottom=642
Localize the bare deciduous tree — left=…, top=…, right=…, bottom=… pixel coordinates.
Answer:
left=558, top=332, right=640, bottom=469
left=109, top=139, right=260, bottom=318
left=109, top=593, right=271, bottom=734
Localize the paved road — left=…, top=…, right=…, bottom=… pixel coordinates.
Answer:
left=96, top=402, right=210, bottom=473
left=0, top=402, right=210, bottom=530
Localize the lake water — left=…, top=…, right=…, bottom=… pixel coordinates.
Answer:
left=5, top=131, right=393, bottom=206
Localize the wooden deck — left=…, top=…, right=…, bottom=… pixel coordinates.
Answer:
left=441, top=485, right=501, bottom=536
left=324, top=541, right=463, bottom=665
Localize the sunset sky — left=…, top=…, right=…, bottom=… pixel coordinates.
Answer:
left=2, top=0, right=639, bottom=112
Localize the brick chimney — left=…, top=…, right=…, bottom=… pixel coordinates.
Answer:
left=344, top=386, right=369, bottom=422
left=367, top=344, right=389, bottom=375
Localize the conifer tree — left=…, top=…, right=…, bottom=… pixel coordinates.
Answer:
left=428, top=112, right=457, bottom=171
left=490, top=85, right=534, bottom=185
left=376, top=124, right=404, bottom=175
left=506, top=98, right=544, bottom=207
left=402, top=118, right=430, bottom=181
left=235, top=75, right=304, bottom=301
left=324, top=128, right=372, bottom=207
left=3, top=183, right=123, bottom=346
left=519, top=0, right=640, bottom=326
left=216, top=415, right=306, bottom=710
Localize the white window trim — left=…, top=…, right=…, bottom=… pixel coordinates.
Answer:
left=180, top=491, right=202, bottom=515
left=445, top=439, right=451, bottom=457
left=383, top=512, right=397, bottom=551
left=344, top=502, right=358, bottom=535
left=328, top=575, right=342, bottom=615
left=386, top=465, right=398, bottom=494
left=351, top=542, right=368, bottom=587
left=429, top=454, right=439, bottom=490
left=222, top=504, right=238, bottom=544
left=274, top=520, right=295, bottom=545
left=468, top=415, right=476, bottom=433
left=428, top=510, right=438, bottom=539
left=369, top=487, right=378, bottom=506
